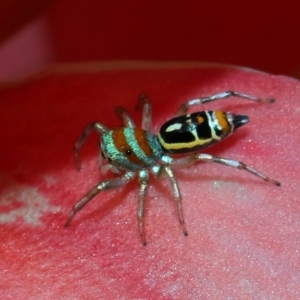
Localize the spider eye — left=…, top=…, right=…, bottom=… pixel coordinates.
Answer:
left=125, top=149, right=132, bottom=156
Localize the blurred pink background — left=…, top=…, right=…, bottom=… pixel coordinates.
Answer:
left=0, top=0, right=300, bottom=80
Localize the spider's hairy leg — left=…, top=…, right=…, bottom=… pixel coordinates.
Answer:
left=115, top=106, right=136, bottom=128
left=65, top=171, right=135, bottom=227
left=162, top=165, right=188, bottom=237
left=176, top=91, right=275, bottom=116
left=137, top=170, right=150, bottom=246
left=170, top=153, right=280, bottom=186
left=74, top=122, right=108, bottom=170
left=136, top=94, right=152, bottom=131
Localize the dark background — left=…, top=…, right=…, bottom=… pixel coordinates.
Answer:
left=1, top=1, right=300, bottom=78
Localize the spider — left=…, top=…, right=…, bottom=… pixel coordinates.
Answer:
left=65, top=91, right=280, bottom=245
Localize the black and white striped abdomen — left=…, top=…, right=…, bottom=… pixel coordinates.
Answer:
left=158, top=110, right=249, bottom=154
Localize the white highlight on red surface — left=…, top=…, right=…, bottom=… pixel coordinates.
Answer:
left=0, top=183, right=59, bottom=225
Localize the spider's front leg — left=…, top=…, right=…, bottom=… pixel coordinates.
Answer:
left=136, top=94, right=152, bottom=131
left=115, top=106, right=136, bottom=128
left=170, top=153, right=280, bottom=186
left=74, top=122, right=108, bottom=170
left=65, top=171, right=135, bottom=227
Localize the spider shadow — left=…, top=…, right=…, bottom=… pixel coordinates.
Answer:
left=68, top=177, right=138, bottom=227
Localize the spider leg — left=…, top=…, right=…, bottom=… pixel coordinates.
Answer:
left=65, top=171, right=135, bottom=227
left=176, top=91, right=275, bottom=116
left=137, top=170, right=150, bottom=246
left=74, top=122, right=108, bottom=170
left=100, top=163, right=122, bottom=175
left=171, top=153, right=280, bottom=186
left=161, top=165, right=188, bottom=237
left=115, top=106, right=136, bottom=128
left=136, top=94, right=152, bottom=131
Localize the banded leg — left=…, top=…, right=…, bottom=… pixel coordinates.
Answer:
left=176, top=91, right=275, bottom=116
left=65, top=171, right=135, bottom=227
left=162, top=165, right=188, bottom=237
left=74, top=122, right=108, bottom=170
left=137, top=170, right=150, bottom=246
left=136, top=94, right=152, bottom=131
left=171, top=153, right=280, bottom=186
left=100, top=163, right=122, bottom=175
left=115, top=106, right=136, bottom=128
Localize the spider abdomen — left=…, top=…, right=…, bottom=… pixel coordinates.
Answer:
left=101, top=127, right=163, bottom=171
left=158, top=110, right=249, bottom=154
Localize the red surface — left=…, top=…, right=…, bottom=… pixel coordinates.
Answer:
left=0, top=63, right=300, bottom=299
